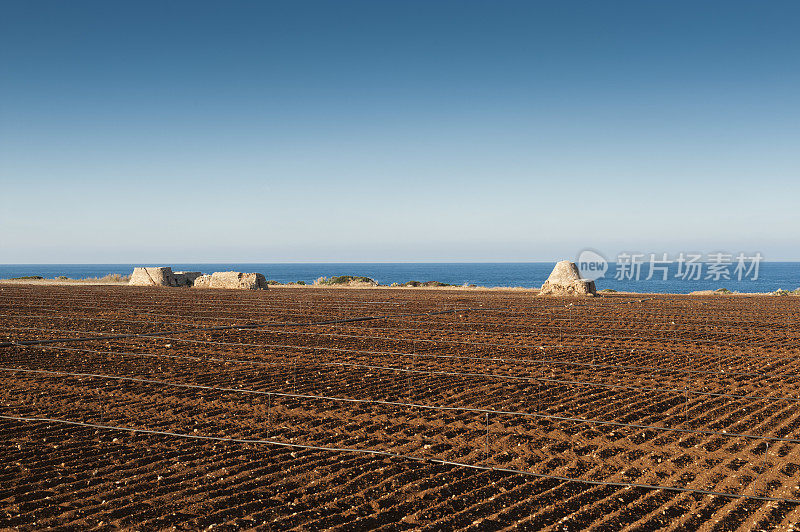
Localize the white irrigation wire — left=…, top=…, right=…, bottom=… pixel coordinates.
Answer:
left=151, top=321, right=800, bottom=365
left=8, top=307, right=798, bottom=366
left=8, top=322, right=799, bottom=388
left=4, top=366, right=798, bottom=444
left=13, top=290, right=796, bottom=340
left=1, top=302, right=772, bottom=349
left=28, top=343, right=800, bottom=406
left=5, top=288, right=784, bottom=326
left=0, top=306, right=506, bottom=348
left=142, top=332, right=800, bottom=381
left=1, top=413, right=798, bottom=505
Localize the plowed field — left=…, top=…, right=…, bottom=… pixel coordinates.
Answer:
left=2, top=285, right=800, bottom=530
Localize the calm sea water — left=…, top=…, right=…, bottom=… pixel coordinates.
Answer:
left=1, top=263, right=799, bottom=294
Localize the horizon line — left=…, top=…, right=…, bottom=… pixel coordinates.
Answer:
left=2, top=260, right=800, bottom=265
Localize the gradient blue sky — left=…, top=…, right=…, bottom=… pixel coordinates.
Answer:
left=1, top=1, right=798, bottom=262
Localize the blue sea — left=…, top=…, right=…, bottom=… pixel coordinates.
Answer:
left=1, top=263, right=799, bottom=294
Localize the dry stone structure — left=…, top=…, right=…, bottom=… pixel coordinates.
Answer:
left=539, top=260, right=597, bottom=296
left=193, top=271, right=268, bottom=290
left=129, top=267, right=177, bottom=287
left=173, top=271, right=202, bottom=287
left=193, top=275, right=212, bottom=288
left=130, top=267, right=265, bottom=290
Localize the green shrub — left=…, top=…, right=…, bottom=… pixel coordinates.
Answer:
left=266, top=280, right=282, bottom=285
left=401, top=280, right=452, bottom=287
left=296, top=280, right=306, bottom=285
left=599, top=288, right=618, bottom=293
left=423, top=281, right=451, bottom=287
left=10, top=275, right=43, bottom=280
left=715, top=288, right=732, bottom=294
left=316, top=275, right=376, bottom=285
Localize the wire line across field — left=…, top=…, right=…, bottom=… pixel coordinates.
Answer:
left=2, top=284, right=800, bottom=529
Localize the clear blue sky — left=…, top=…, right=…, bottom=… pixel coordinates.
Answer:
left=1, top=1, right=798, bottom=262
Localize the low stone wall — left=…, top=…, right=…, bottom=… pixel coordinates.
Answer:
left=129, top=267, right=267, bottom=290
left=193, top=271, right=268, bottom=290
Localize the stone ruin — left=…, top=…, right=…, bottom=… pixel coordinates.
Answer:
left=539, top=260, right=597, bottom=296
left=129, top=267, right=202, bottom=287
left=175, top=271, right=203, bottom=286
left=129, top=267, right=267, bottom=290
left=193, top=271, right=269, bottom=290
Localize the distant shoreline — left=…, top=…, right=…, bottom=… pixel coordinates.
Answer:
left=1, top=277, right=795, bottom=297
left=1, top=263, right=797, bottom=295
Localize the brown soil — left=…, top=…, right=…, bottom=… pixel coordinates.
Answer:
left=1, top=285, right=800, bottom=530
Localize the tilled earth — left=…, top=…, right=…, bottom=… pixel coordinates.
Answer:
left=1, top=284, right=800, bottom=530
